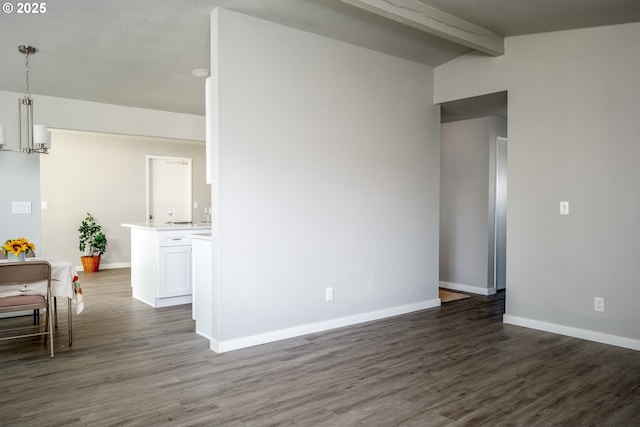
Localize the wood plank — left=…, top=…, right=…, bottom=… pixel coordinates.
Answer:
left=0, top=268, right=638, bottom=425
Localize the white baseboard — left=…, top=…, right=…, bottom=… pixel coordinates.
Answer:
left=75, top=262, right=131, bottom=272
left=503, top=314, right=640, bottom=351
left=210, top=298, right=441, bottom=353
left=439, top=281, right=496, bottom=296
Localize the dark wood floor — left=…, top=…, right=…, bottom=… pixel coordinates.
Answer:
left=0, top=268, right=638, bottom=426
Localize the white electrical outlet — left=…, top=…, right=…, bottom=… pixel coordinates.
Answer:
left=594, top=297, right=605, bottom=312
left=325, top=287, right=334, bottom=302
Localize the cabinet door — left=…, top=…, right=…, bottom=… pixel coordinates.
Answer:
left=159, top=246, right=192, bottom=298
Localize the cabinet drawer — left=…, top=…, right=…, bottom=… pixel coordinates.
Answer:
left=159, top=233, right=193, bottom=247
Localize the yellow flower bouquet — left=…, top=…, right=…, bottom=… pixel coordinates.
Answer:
left=3, top=237, right=36, bottom=257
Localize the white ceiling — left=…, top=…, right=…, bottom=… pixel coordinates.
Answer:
left=1, top=0, right=639, bottom=116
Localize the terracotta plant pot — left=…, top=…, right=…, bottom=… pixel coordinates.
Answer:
left=81, top=255, right=101, bottom=273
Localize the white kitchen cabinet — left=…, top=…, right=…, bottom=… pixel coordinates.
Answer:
left=159, top=245, right=191, bottom=298
left=122, top=223, right=210, bottom=308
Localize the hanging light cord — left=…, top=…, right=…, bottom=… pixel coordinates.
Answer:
left=24, top=50, right=31, bottom=99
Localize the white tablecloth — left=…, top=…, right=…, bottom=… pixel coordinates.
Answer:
left=0, top=257, right=77, bottom=299
left=31, top=257, right=78, bottom=299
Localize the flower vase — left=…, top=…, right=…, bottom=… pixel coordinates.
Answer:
left=7, top=252, right=26, bottom=262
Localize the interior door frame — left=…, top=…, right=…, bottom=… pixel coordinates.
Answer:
left=145, top=155, right=193, bottom=223
left=493, top=136, right=508, bottom=291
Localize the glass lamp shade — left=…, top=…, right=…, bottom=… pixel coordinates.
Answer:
left=33, top=124, right=50, bottom=149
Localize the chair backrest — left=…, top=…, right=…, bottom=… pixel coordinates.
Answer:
left=0, top=261, right=51, bottom=285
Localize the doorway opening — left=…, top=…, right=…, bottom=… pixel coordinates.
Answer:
left=438, top=91, right=508, bottom=301
left=146, top=155, right=193, bottom=224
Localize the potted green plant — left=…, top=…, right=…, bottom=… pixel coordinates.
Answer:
left=78, top=212, right=108, bottom=272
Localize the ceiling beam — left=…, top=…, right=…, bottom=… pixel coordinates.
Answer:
left=340, top=0, right=504, bottom=56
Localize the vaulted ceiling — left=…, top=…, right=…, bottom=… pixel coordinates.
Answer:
left=1, top=0, right=639, bottom=115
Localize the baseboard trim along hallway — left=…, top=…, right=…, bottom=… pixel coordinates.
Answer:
left=439, top=281, right=496, bottom=296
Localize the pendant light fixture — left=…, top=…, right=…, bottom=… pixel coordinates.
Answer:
left=0, top=45, right=50, bottom=154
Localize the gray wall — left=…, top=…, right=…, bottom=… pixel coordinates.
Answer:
left=435, top=22, right=640, bottom=343
left=439, top=117, right=506, bottom=293
left=0, top=154, right=41, bottom=251
left=209, top=9, right=441, bottom=346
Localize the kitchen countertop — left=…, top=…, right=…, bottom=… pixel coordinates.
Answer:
left=121, top=222, right=212, bottom=231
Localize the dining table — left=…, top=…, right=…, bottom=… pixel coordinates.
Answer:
left=0, top=256, right=81, bottom=346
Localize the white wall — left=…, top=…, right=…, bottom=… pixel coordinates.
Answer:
left=0, top=91, right=205, bottom=255
left=209, top=9, right=441, bottom=350
left=439, top=116, right=506, bottom=294
left=39, top=130, right=210, bottom=268
left=435, top=22, right=640, bottom=348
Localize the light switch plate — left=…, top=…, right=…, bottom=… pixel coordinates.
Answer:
left=12, top=201, right=32, bottom=214
left=560, top=201, right=569, bottom=215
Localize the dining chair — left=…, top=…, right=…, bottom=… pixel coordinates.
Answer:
left=1, top=251, right=40, bottom=322
left=0, top=261, right=54, bottom=357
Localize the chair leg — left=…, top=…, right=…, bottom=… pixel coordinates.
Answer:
left=54, top=296, right=58, bottom=329
left=46, top=300, right=54, bottom=357
left=44, top=307, right=48, bottom=343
